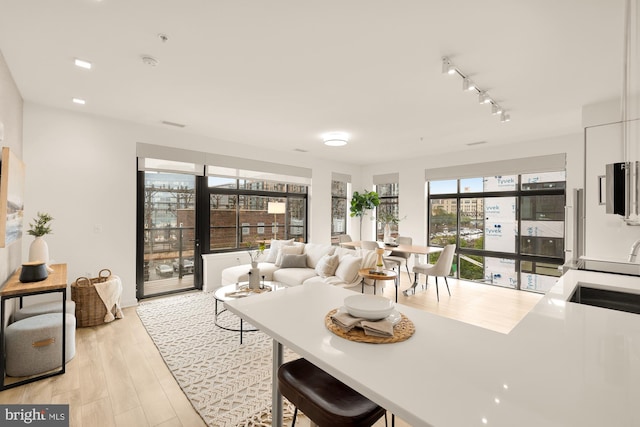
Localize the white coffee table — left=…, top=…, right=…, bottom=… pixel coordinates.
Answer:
left=213, top=281, right=284, bottom=343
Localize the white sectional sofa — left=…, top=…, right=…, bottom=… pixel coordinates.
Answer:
left=220, top=239, right=379, bottom=290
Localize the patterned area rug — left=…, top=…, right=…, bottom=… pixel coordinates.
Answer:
left=137, top=291, right=295, bottom=427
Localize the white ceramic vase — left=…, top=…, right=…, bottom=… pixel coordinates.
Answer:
left=383, top=224, right=391, bottom=243
left=29, top=236, right=49, bottom=264
left=249, top=262, right=260, bottom=290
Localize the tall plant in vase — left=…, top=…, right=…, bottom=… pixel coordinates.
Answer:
left=350, top=190, right=380, bottom=240
left=27, top=212, right=53, bottom=267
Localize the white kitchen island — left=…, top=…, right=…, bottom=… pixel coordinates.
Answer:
left=225, top=269, right=640, bottom=427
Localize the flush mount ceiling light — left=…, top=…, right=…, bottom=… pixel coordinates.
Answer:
left=74, top=58, right=92, bottom=69
left=72, top=98, right=86, bottom=105
left=322, top=132, right=349, bottom=146
left=442, top=56, right=510, bottom=122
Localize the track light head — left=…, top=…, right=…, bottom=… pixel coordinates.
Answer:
left=442, top=57, right=455, bottom=75
left=478, top=91, right=491, bottom=104
left=491, top=103, right=503, bottom=115
left=462, top=78, right=475, bottom=91
left=500, top=112, right=511, bottom=122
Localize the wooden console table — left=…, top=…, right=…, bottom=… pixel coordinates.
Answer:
left=0, top=263, right=68, bottom=390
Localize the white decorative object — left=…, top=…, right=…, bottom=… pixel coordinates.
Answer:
left=28, top=236, right=49, bottom=264
left=383, top=223, right=391, bottom=243
left=248, top=263, right=260, bottom=290
left=343, top=294, right=394, bottom=320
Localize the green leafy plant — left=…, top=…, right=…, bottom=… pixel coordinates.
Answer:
left=27, top=212, right=54, bottom=237
left=350, top=190, right=380, bottom=238
left=245, top=240, right=266, bottom=263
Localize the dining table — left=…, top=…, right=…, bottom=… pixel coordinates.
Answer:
left=340, top=240, right=443, bottom=263
left=341, top=241, right=444, bottom=295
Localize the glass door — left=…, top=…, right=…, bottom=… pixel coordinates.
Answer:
left=138, top=171, right=199, bottom=298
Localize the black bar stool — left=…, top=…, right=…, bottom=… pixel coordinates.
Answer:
left=277, top=358, right=387, bottom=427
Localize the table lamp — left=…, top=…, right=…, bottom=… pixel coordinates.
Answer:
left=267, top=202, right=286, bottom=240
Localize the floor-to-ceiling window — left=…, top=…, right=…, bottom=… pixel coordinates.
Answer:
left=374, top=173, right=399, bottom=241
left=427, top=164, right=566, bottom=293
left=137, top=158, right=202, bottom=299
left=331, top=174, right=350, bottom=244
left=137, top=146, right=312, bottom=298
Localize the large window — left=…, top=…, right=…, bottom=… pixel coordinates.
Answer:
left=375, top=182, right=399, bottom=241
left=331, top=179, right=348, bottom=244
left=428, top=171, right=566, bottom=293
left=208, top=176, right=308, bottom=251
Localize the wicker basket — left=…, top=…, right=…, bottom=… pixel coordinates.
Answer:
left=71, top=269, right=116, bottom=327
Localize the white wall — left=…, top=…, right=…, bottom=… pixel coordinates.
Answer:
left=0, top=50, right=24, bottom=322
left=22, top=103, right=362, bottom=307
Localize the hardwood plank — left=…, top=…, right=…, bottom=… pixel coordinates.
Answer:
left=81, top=396, right=116, bottom=427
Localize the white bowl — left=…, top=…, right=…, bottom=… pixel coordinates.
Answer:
left=344, top=295, right=395, bottom=320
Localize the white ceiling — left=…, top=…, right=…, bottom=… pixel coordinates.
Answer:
left=0, top=0, right=626, bottom=165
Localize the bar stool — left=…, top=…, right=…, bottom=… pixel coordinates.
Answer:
left=278, top=358, right=387, bottom=427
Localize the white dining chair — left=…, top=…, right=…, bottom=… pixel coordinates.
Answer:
left=383, top=236, right=412, bottom=282
left=407, top=244, right=456, bottom=300
left=360, top=241, right=380, bottom=250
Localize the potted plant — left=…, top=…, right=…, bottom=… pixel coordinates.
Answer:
left=27, top=212, right=54, bottom=265
left=350, top=190, right=380, bottom=239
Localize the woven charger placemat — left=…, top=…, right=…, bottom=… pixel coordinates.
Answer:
left=324, top=308, right=415, bottom=344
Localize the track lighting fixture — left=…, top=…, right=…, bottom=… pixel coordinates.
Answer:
left=441, top=57, right=456, bottom=75
left=441, top=56, right=510, bottom=122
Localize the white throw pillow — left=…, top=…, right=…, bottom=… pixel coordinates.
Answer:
left=315, top=254, right=340, bottom=278
left=334, top=254, right=363, bottom=284
left=304, top=243, right=335, bottom=268
left=275, top=244, right=304, bottom=267
left=264, top=239, right=294, bottom=263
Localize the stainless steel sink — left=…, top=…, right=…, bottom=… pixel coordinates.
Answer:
left=569, top=284, right=640, bottom=315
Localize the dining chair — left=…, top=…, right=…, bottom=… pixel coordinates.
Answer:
left=338, top=234, right=353, bottom=247
left=360, top=241, right=380, bottom=250
left=383, top=236, right=412, bottom=282
left=408, top=244, right=456, bottom=301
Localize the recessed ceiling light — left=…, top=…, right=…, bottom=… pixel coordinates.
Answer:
left=74, top=58, right=92, bottom=69
left=72, top=98, right=86, bottom=105
left=322, top=132, right=349, bottom=147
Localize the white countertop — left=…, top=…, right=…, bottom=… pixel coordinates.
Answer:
left=226, top=270, right=640, bottom=426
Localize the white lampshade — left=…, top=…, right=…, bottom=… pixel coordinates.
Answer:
left=268, top=202, right=286, bottom=214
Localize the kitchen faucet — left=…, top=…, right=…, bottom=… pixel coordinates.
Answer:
left=629, top=239, right=640, bottom=262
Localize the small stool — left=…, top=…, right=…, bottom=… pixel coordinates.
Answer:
left=5, top=313, right=76, bottom=377
left=12, top=300, right=76, bottom=323
left=278, top=358, right=387, bottom=427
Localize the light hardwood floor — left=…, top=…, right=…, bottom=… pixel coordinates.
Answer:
left=0, top=274, right=542, bottom=427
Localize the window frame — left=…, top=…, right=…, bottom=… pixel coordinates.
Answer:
left=427, top=174, right=565, bottom=293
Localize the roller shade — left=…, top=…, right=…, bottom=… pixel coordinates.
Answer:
left=424, top=153, right=566, bottom=181
left=332, top=172, right=352, bottom=183
left=373, top=172, right=399, bottom=185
